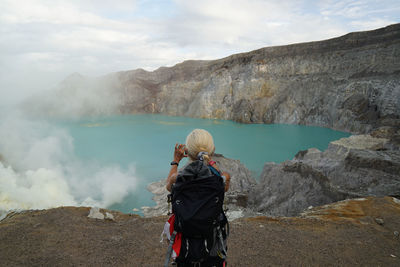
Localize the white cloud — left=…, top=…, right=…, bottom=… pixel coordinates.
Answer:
left=319, top=0, right=368, bottom=18
left=319, top=0, right=400, bottom=19
left=351, top=18, right=398, bottom=30
left=0, top=0, right=398, bottom=105
left=160, top=0, right=349, bottom=52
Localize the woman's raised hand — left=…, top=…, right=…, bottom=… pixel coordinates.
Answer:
left=174, top=143, right=188, bottom=163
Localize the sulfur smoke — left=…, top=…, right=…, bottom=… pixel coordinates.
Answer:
left=0, top=98, right=136, bottom=216
left=22, top=72, right=123, bottom=119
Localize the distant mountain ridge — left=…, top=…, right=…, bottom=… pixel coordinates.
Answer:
left=27, top=23, right=400, bottom=133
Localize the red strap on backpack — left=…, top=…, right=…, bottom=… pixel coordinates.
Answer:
left=168, top=214, right=182, bottom=257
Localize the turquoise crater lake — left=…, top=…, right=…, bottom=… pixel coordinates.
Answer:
left=56, top=114, right=350, bottom=213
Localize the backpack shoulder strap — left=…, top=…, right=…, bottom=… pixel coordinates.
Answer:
left=164, top=230, right=177, bottom=267
left=208, top=165, right=221, bottom=177
left=208, top=165, right=228, bottom=185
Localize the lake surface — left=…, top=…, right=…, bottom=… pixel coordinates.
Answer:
left=56, top=114, right=350, bottom=213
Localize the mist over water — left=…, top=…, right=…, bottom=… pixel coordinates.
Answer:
left=0, top=108, right=350, bottom=215
left=21, top=73, right=122, bottom=119
left=0, top=111, right=137, bottom=215
left=0, top=73, right=133, bottom=216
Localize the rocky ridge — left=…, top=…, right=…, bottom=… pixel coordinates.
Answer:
left=121, top=24, right=400, bottom=134
left=250, top=132, right=400, bottom=216
left=27, top=24, right=400, bottom=134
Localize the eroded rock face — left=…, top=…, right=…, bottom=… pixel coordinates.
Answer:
left=112, top=24, right=400, bottom=134
left=249, top=134, right=400, bottom=216
left=26, top=24, right=400, bottom=134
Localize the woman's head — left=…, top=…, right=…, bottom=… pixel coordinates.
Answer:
left=185, top=129, right=215, bottom=163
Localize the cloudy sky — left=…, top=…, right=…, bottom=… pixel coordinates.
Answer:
left=0, top=0, right=399, bottom=105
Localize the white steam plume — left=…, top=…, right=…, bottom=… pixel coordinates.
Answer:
left=0, top=112, right=137, bottom=213
left=21, top=73, right=123, bottom=119
left=0, top=163, right=76, bottom=210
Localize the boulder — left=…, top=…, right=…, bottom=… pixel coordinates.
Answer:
left=88, top=207, right=104, bottom=220
left=212, top=154, right=257, bottom=194
left=142, top=180, right=170, bottom=217
left=250, top=135, right=400, bottom=216
left=329, top=134, right=389, bottom=150
left=249, top=161, right=351, bottom=216
left=105, top=212, right=115, bottom=221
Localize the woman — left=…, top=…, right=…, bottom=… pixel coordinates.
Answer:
left=166, top=128, right=230, bottom=192
left=164, top=129, right=230, bottom=267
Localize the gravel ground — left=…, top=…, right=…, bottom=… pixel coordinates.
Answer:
left=1, top=197, right=399, bottom=266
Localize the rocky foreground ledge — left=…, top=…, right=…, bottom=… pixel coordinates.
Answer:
left=1, top=197, right=399, bottom=266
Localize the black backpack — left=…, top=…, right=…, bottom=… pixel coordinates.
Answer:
left=164, top=160, right=229, bottom=267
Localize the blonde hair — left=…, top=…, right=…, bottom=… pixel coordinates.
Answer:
left=185, top=129, right=215, bottom=164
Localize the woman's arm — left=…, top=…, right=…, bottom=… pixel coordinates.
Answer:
left=166, top=167, right=178, bottom=192
left=222, top=171, right=231, bottom=192
left=166, top=143, right=187, bottom=192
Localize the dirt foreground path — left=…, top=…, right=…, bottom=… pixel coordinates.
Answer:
left=1, top=197, right=399, bottom=266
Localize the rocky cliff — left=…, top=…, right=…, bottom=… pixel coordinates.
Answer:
left=117, top=24, right=400, bottom=134
left=25, top=24, right=400, bottom=133
left=250, top=131, right=400, bottom=216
